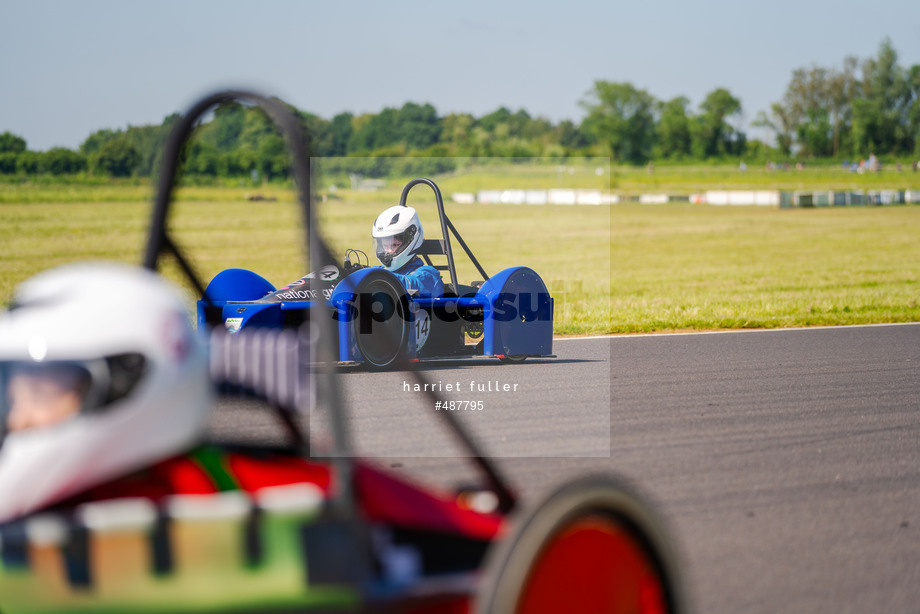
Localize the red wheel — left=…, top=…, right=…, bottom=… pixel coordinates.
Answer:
left=476, top=475, right=686, bottom=614
left=516, top=515, right=666, bottom=613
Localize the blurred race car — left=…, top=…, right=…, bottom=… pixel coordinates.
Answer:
left=197, top=178, right=555, bottom=370
left=0, top=321, right=680, bottom=614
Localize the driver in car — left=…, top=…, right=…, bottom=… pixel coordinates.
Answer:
left=367, top=205, right=443, bottom=298
left=0, top=262, right=214, bottom=522
left=4, top=363, right=88, bottom=432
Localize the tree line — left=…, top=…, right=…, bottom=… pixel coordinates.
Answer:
left=1, top=39, right=916, bottom=179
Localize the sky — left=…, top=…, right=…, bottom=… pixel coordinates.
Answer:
left=1, top=0, right=918, bottom=152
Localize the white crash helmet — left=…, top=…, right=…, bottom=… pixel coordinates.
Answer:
left=0, top=262, right=213, bottom=521
left=372, top=205, right=424, bottom=271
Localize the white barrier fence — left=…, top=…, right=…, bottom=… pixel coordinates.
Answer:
left=779, top=189, right=920, bottom=207
left=695, top=191, right=781, bottom=206
left=452, top=189, right=920, bottom=207
left=463, top=189, right=620, bottom=205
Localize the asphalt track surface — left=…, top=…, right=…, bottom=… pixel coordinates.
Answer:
left=212, top=323, right=920, bottom=613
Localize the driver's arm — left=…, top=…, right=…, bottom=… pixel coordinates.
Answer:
left=390, top=266, right=444, bottom=298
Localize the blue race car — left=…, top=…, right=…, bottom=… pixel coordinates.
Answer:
left=197, top=178, right=554, bottom=370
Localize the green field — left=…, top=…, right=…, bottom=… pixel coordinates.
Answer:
left=607, top=162, right=920, bottom=194
left=417, top=161, right=920, bottom=196
left=2, top=175, right=919, bottom=335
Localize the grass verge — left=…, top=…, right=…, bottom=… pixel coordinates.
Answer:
left=1, top=182, right=918, bottom=336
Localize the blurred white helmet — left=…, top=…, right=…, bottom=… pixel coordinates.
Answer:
left=372, top=205, right=424, bottom=271
left=0, top=262, right=213, bottom=521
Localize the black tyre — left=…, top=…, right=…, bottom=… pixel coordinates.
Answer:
left=476, top=475, right=687, bottom=614
left=498, top=354, right=527, bottom=364
left=353, top=271, right=410, bottom=370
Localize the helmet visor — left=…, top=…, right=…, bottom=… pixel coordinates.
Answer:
left=1, top=361, right=92, bottom=436
left=374, top=226, right=417, bottom=267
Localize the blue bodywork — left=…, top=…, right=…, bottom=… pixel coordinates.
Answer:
left=197, top=265, right=553, bottom=366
